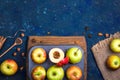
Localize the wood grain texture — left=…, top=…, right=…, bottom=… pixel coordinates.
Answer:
left=27, top=36, right=87, bottom=80
left=91, top=32, right=120, bottom=80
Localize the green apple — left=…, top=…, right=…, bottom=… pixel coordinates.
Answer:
left=0, top=59, right=18, bottom=76
left=110, top=38, right=120, bottom=53
left=31, top=66, right=46, bottom=80
left=31, top=48, right=47, bottom=64
left=47, top=65, right=64, bottom=80
left=66, top=66, right=82, bottom=80
left=66, top=47, right=82, bottom=64
left=106, top=55, right=120, bottom=70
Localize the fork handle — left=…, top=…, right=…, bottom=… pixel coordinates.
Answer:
left=0, top=43, right=16, bottom=58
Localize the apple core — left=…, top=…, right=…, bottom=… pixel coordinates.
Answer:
left=53, top=51, right=60, bottom=59
left=49, top=48, right=64, bottom=63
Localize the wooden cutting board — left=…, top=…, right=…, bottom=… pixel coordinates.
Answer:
left=27, top=36, right=87, bottom=80
left=91, top=32, right=120, bottom=80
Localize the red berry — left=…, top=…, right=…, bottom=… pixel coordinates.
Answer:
left=62, top=57, right=69, bottom=65
left=56, top=62, right=63, bottom=67
left=56, top=57, right=69, bottom=67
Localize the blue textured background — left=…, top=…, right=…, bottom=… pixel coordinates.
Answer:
left=0, top=0, right=120, bottom=80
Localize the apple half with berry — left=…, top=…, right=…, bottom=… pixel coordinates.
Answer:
left=110, top=38, right=120, bottom=53
left=66, top=47, right=83, bottom=64
left=49, top=48, right=65, bottom=63
left=31, top=66, right=46, bottom=80
left=66, top=66, right=82, bottom=80
left=47, top=65, right=64, bottom=80
left=0, top=59, right=18, bottom=76
left=31, top=48, right=47, bottom=64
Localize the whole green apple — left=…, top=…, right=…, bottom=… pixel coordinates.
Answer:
left=0, top=59, right=18, bottom=76
left=31, top=66, right=46, bottom=80
left=47, top=65, right=64, bottom=80
left=66, top=47, right=82, bottom=64
left=110, top=38, right=120, bottom=53
left=106, top=55, right=120, bottom=70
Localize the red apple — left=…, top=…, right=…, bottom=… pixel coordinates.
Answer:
left=0, top=59, right=18, bottom=76
left=66, top=66, right=82, bottom=80
left=31, top=66, right=46, bottom=80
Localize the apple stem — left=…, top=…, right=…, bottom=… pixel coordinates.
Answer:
left=74, top=48, right=79, bottom=56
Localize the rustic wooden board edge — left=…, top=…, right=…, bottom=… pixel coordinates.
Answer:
left=27, top=36, right=87, bottom=80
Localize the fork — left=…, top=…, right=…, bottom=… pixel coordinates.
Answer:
left=0, top=36, right=6, bottom=49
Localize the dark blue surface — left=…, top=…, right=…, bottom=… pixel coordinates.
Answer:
left=0, top=0, right=120, bottom=80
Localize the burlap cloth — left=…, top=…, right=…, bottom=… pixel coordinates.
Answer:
left=91, top=32, right=120, bottom=80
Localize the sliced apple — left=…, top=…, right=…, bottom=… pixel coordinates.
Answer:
left=49, top=48, right=65, bottom=63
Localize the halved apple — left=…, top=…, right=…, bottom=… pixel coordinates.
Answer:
left=49, top=48, right=64, bottom=63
